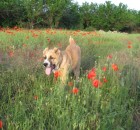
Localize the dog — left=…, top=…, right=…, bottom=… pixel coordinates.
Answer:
left=43, top=36, right=81, bottom=84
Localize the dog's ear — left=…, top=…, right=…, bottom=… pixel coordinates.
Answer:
left=43, top=47, right=49, bottom=55
left=53, top=47, right=60, bottom=54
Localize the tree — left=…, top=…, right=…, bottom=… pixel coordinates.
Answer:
left=0, top=0, right=25, bottom=27
left=59, top=2, right=80, bottom=29
left=79, top=2, right=97, bottom=29
left=22, top=0, right=44, bottom=28
left=42, top=0, right=72, bottom=28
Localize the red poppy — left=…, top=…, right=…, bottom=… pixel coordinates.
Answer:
left=107, top=55, right=112, bottom=59
left=0, top=120, right=3, bottom=128
left=8, top=51, right=14, bottom=57
left=32, top=33, right=38, bottom=38
left=102, top=67, right=107, bottom=72
left=128, top=41, right=132, bottom=45
left=26, top=36, right=29, bottom=40
left=87, top=68, right=96, bottom=79
left=72, top=87, right=79, bottom=94
left=103, top=77, right=108, bottom=83
left=112, top=63, right=119, bottom=71
left=68, top=82, right=73, bottom=87
left=47, top=38, right=50, bottom=42
left=22, top=44, right=27, bottom=47
left=34, top=95, right=38, bottom=100
left=128, top=45, right=132, bottom=48
left=29, top=52, right=34, bottom=58
left=54, top=71, right=61, bottom=79
left=92, top=79, right=102, bottom=88
left=57, top=43, right=62, bottom=48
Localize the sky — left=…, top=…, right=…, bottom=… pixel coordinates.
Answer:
left=73, top=0, right=140, bottom=10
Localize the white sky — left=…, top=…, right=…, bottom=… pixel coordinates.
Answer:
left=73, top=0, right=140, bottom=10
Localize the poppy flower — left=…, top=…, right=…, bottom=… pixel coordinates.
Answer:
left=34, top=95, right=38, bottom=100
left=102, top=67, right=107, bottom=72
left=54, top=71, right=61, bottom=79
left=87, top=68, right=96, bottom=79
left=8, top=51, right=14, bottom=57
left=68, top=82, right=73, bottom=87
left=32, top=33, right=38, bottom=38
left=128, top=45, right=132, bottom=48
left=57, top=43, right=62, bottom=48
left=92, top=79, right=102, bottom=88
left=26, top=36, right=29, bottom=40
left=128, top=41, right=132, bottom=45
left=22, top=44, right=27, bottom=47
left=72, top=87, right=79, bottom=94
left=0, top=120, right=3, bottom=128
left=107, top=55, right=112, bottom=59
left=103, top=77, right=108, bottom=83
left=29, top=52, right=34, bottom=58
left=112, top=63, right=119, bottom=71
left=47, top=38, right=50, bottom=42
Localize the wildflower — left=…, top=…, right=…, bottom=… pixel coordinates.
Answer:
left=92, top=79, right=102, bottom=88
left=26, top=36, right=29, bottom=40
left=0, top=120, right=3, bottom=128
left=87, top=68, right=96, bottom=79
left=32, top=33, right=38, bottom=38
left=72, top=87, right=79, bottom=94
left=8, top=51, right=14, bottom=57
left=47, top=38, right=50, bottom=42
left=128, top=41, right=132, bottom=45
left=34, top=95, right=38, bottom=100
left=54, top=71, right=61, bottom=80
left=13, top=26, right=18, bottom=30
left=107, top=55, right=112, bottom=59
left=128, top=45, right=132, bottom=48
left=57, top=43, right=62, bottom=48
left=22, top=44, right=27, bottom=47
left=68, top=81, right=73, bottom=87
left=102, top=67, right=107, bottom=72
left=112, top=63, right=119, bottom=71
left=103, top=77, right=108, bottom=83
left=29, top=52, right=34, bottom=58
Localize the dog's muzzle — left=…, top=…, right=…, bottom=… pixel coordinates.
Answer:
left=43, top=59, right=50, bottom=67
left=43, top=59, right=57, bottom=75
left=43, top=62, right=48, bottom=67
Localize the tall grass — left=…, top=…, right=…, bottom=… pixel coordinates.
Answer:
left=0, top=28, right=140, bottom=130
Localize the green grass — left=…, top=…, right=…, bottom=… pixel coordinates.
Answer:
left=0, top=28, right=140, bottom=130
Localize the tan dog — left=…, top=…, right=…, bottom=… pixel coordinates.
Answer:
left=43, top=36, right=81, bottom=84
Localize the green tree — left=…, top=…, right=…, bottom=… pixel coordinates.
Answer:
left=22, top=0, right=44, bottom=28
left=79, top=2, right=97, bottom=29
left=0, top=0, right=25, bottom=27
left=59, top=2, right=80, bottom=29
left=43, top=0, right=72, bottom=28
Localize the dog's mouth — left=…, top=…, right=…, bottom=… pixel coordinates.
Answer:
left=45, top=64, right=56, bottom=76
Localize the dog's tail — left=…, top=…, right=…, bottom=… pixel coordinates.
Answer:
left=69, top=36, right=76, bottom=44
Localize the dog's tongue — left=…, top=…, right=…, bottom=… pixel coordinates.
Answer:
left=45, top=67, right=52, bottom=75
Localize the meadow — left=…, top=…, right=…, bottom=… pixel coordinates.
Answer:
left=0, top=27, right=140, bottom=130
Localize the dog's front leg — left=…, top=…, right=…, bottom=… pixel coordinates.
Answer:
left=60, top=68, right=69, bottom=85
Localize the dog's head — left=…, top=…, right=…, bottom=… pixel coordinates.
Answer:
left=43, top=47, right=62, bottom=75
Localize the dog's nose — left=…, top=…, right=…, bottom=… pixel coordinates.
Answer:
left=43, top=63, right=48, bottom=67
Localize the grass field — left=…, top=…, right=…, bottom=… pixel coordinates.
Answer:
left=0, top=27, right=140, bottom=130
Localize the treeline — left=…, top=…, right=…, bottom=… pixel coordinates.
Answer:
left=0, top=0, right=140, bottom=32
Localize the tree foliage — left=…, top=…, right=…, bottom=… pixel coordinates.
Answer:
left=0, top=0, right=140, bottom=32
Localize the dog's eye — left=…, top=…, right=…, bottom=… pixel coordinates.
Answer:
left=50, top=56, right=54, bottom=59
